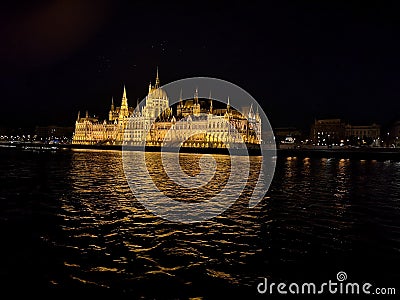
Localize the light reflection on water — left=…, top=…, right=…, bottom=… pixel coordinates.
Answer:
left=0, top=149, right=399, bottom=297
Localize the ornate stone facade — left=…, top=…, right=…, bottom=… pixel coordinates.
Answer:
left=73, top=70, right=261, bottom=148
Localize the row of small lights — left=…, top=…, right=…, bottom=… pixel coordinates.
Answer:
left=279, top=136, right=396, bottom=146
left=0, top=135, right=71, bottom=141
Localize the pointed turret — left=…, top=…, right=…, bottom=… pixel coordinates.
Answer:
left=193, top=88, right=200, bottom=115
left=248, top=103, right=254, bottom=119
left=209, top=91, right=213, bottom=114
left=119, top=84, right=129, bottom=119
left=109, top=97, right=116, bottom=121
left=177, top=89, right=183, bottom=116
left=121, top=84, right=128, bottom=108
left=77, top=111, right=80, bottom=121
left=255, top=105, right=260, bottom=119
left=194, top=88, right=199, bottom=104
left=178, top=88, right=183, bottom=107
left=227, top=96, right=230, bottom=112
left=85, top=110, right=89, bottom=118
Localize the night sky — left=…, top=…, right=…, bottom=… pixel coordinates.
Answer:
left=1, top=0, right=400, bottom=130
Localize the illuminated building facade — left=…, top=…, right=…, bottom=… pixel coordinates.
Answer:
left=310, top=119, right=346, bottom=146
left=388, top=120, right=400, bottom=147
left=73, top=71, right=261, bottom=147
left=311, top=119, right=382, bottom=147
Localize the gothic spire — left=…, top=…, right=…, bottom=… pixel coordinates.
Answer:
left=249, top=103, right=254, bottom=118
left=194, top=88, right=199, bottom=104
left=179, top=88, right=183, bottom=106
left=121, top=84, right=128, bottom=108
left=255, top=105, right=260, bottom=121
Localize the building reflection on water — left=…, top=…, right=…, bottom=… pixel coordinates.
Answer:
left=3, top=148, right=394, bottom=295
left=58, top=150, right=267, bottom=293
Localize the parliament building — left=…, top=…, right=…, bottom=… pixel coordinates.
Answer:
left=72, top=70, right=261, bottom=148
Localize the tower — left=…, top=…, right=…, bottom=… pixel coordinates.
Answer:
left=109, top=97, right=115, bottom=121
left=135, top=99, right=140, bottom=115
left=178, top=88, right=183, bottom=116
left=121, top=85, right=128, bottom=108
left=193, top=88, right=200, bottom=115
left=255, top=105, right=260, bottom=121
left=143, top=67, right=169, bottom=119
left=248, top=103, right=254, bottom=119
left=119, top=85, right=129, bottom=119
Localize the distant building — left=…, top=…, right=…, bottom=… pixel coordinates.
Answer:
left=310, top=119, right=346, bottom=146
left=345, top=123, right=381, bottom=146
left=35, top=126, right=74, bottom=139
left=73, top=70, right=262, bottom=148
left=345, top=123, right=380, bottom=139
left=273, top=127, right=302, bottom=145
left=389, top=120, right=400, bottom=147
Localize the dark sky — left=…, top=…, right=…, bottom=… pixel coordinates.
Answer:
left=1, top=0, right=400, bottom=130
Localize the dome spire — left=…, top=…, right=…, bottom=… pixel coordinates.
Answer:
left=155, top=67, right=160, bottom=88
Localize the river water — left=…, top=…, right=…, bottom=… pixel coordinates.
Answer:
left=0, top=148, right=399, bottom=297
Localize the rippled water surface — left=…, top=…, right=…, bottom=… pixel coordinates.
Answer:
left=0, top=149, right=399, bottom=297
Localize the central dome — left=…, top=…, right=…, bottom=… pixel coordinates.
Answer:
left=147, top=68, right=168, bottom=100
left=149, top=87, right=168, bottom=100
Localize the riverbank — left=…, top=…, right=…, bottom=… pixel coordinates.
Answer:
left=0, top=142, right=262, bottom=156
left=1, top=142, right=400, bottom=160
